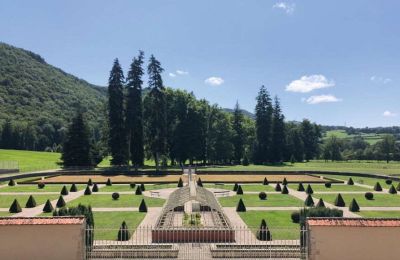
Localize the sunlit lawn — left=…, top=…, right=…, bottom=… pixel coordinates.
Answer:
left=205, top=184, right=276, bottom=192
left=67, top=194, right=165, bottom=208
left=0, top=184, right=86, bottom=193
left=357, top=211, right=400, bottom=218
left=0, top=194, right=59, bottom=208
left=218, top=194, right=303, bottom=207
left=315, top=193, right=400, bottom=207
left=288, top=184, right=371, bottom=192
left=99, top=183, right=177, bottom=192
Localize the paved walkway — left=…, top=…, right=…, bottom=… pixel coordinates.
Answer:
left=130, top=207, right=163, bottom=244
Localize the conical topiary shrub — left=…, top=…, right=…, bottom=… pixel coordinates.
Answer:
left=9, top=199, right=22, bottom=213
left=177, top=178, right=183, bottom=188
left=236, top=198, right=246, bottom=212
left=84, top=186, right=92, bottom=195
left=263, top=177, right=269, bottom=185
left=56, top=196, right=66, bottom=208
left=334, top=193, right=346, bottom=207
left=257, top=219, right=272, bottom=241
left=316, top=198, right=325, bottom=208
left=374, top=182, right=382, bottom=192
left=275, top=183, right=282, bottom=192
left=233, top=183, right=239, bottom=191
left=304, top=194, right=314, bottom=207
left=281, top=185, right=289, bottom=194
left=61, top=185, right=69, bottom=196
left=306, top=184, right=314, bottom=194
left=106, top=178, right=112, bottom=186
left=396, top=183, right=400, bottom=191
left=236, top=185, right=243, bottom=195
left=130, top=183, right=136, bottom=189
left=347, top=178, right=354, bottom=185
left=43, top=199, right=54, bottom=213
left=8, top=179, right=16, bottom=186
left=282, top=178, right=288, bottom=186
left=88, top=178, right=93, bottom=186
left=135, top=186, right=142, bottom=195
left=140, top=183, right=145, bottom=191
left=70, top=183, right=78, bottom=192
left=349, top=198, right=360, bottom=212
left=117, top=221, right=131, bottom=241
left=26, top=195, right=37, bottom=208
left=197, top=178, right=203, bottom=187
left=139, top=199, right=147, bottom=212
left=297, top=183, right=305, bottom=192
left=92, top=183, right=99, bottom=192
left=388, top=185, right=397, bottom=194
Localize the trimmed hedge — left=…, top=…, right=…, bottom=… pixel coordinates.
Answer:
left=70, top=183, right=78, bottom=192
left=177, top=178, right=183, bottom=188
left=374, top=182, right=382, bottom=192
left=233, top=183, right=239, bottom=192
left=275, top=183, right=282, bottom=192
left=61, top=185, right=69, bottom=196
left=56, top=196, right=66, bottom=208
left=316, top=198, right=325, bottom=208
left=8, top=179, right=16, bottom=186
left=259, top=192, right=267, bottom=200
left=112, top=192, right=120, bottom=200
left=38, top=182, right=45, bottom=189
left=106, top=178, right=112, bottom=186
left=236, top=198, right=246, bottom=212
left=365, top=192, right=374, bottom=200
left=306, top=184, right=313, bottom=194
left=347, top=178, right=354, bottom=185
left=281, top=185, right=289, bottom=194
left=291, top=211, right=300, bottom=223
left=263, top=177, right=269, bottom=185
left=334, top=193, right=346, bottom=207
left=43, top=199, right=54, bottom=213
left=92, top=183, right=99, bottom=192
left=297, top=183, right=305, bottom=192
left=388, top=185, right=397, bottom=194
left=117, top=221, right=131, bottom=241
left=298, top=207, right=343, bottom=226
left=304, top=194, right=314, bottom=207
left=236, top=185, right=243, bottom=195
left=282, top=178, right=288, bottom=186
left=26, top=195, right=37, bottom=208
left=135, top=186, right=142, bottom=195
left=9, top=199, right=22, bottom=213
left=84, top=186, right=92, bottom=195
left=349, top=198, right=360, bottom=212
left=139, top=199, right=147, bottom=212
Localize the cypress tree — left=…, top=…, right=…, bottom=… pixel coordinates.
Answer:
left=126, top=51, right=145, bottom=167
left=92, top=183, right=99, bottom=192
left=106, top=178, right=112, bottom=186
left=9, top=199, right=22, bottom=213
left=56, top=196, right=66, bottom=208
left=263, top=177, right=269, bottom=185
left=236, top=185, right=243, bottom=195
left=374, top=182, right=382, bottom=191
left=349, top=198, right=360, bottom=212
left=275, top=183, right=282, bottom=192
left=271, top=96, right=285, bottom=163
left=84, top=186, right=92, bottom=195
left=135, top=186, right=142, bottom=195
left=233, top=183, right=239, bottom=191
left=26, top=195, right=37, bottom=208
left=316, top=198, right=325, bottom=208
left=61, top=111, right=93, bottom=167
left=117, top=221, right=131, bottom=241
left=60, top=185, right=69, bottom=195
left=257, top=219, right=272, bottom=241
left=43, top=199, right=54, bottom=213
left=306, top=184, right=314, bottom=194
left=232, top=101, right=245, bottom=164
left=281, top=185, right=289, bottom=194
left=236, top=198, right=246, bottom=212
left=139, top=199, right=147, bottom=212
left=108, top=58, right=128, bottom=165
left=8, top=179, right=15, bottom=186
left=282, top=177, right=288, bottom=186
left=297, top=183, right=305, bottom=192
left=253, top=85, right=273, bottom=164
left=304, top=194, right=314, bottom=207
left=334, top=193, right=346, bottom=207
left=388, top=185, right=397, bottom=194
left=70, top=183, right=78, bottom=192
left=301, top=119, right=320, bottom=161
left=347, top=178, right=354, bottom=185
left=177, top=178, right=183, bottom=187
left=144, top=55, right=167, bottom=171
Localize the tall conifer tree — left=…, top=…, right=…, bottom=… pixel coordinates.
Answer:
left=126, top=51, right=145, bottom=167
left=271, top=96, right=285, bottom=163
left=232, top=101, right=244, bottom=164
left=108, top=59, right=128, bottom=165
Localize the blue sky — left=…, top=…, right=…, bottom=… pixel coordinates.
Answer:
left=1, top=0, right=399, bottom=127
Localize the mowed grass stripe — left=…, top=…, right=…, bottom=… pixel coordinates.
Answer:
left=218, top=194, right=303, bottom=207
left=315, top=193, right=400, bottom=207
left=67, top=194, right=165, bottom=208
left=0, top=184, right=86, bottom=193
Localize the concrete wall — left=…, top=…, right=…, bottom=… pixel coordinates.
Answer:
left=308, top=226, right=400, bottom=260
left=0, top=224, right=85, bottom=260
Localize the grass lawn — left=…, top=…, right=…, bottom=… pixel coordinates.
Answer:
left=288, top=184, right=371, bottom=192
left=67, top=194, right=165, bottom=208
left=205, top=184, right=276, bottom=192
left=318, top=174, right=398, bottom=188
left=0, top=212, right=12, bottom=216
left=218, top=194, right=303, bottom=207
left=0, top=194, right=59, bottom=208
left=357, top=211, right=400, bottom=218
left=93, top=211, right=146, bottom=240
left=0, top=184, right=86, bottom=193
left=99, top=183, right=177, bottom=192
left=0, top=149, right=61, bottom=172
left=315, top=193, right=400, bottom=207
left=239, top=211, right=299, bottom=240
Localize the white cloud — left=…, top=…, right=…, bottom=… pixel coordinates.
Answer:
left=176, top=70, right=188, bottom=75
left=273, top=2, right=295, bottom=14
left=370, top=75, right=392, bottom=84
left=305, top=94, right=342, bottom=104
left=383, top=110, right=397, bottom=117
left=205, top=76, right=224, bottom=86
left=169, top=72, right=176, bottom=78
left=286, top=75, right=335, bottom=93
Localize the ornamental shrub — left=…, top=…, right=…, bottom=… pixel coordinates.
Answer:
left=43, top=199, right=54, bottom=213
left=242, top=155, right=249, bottom=166
left=304, top=194, right=314, bottom=207
left=177, top=178, right=183, bottom=188
left=135, top=186, right=142, bottom=195
left=112, top=192, right=120, bottom=200
left=281, top=185, right=289, bottom=194
left=38, top=182, right=45, bottom=189
left=388, top=185, right=397, bottom=194
left=8, top=179, right=15, bottom=186
left=140, top=183, right=145, bottom=191
left=298, top=207, right=343, bottom=226
left=87, top=178, right=93, bottom=186
left=374, top=182, right=382, bottom=192
left=84, top=186, right=92, bottom=195
left=324, top=182, right=332, bottom=188
left=233, top=183, right=239, bottom=191
left=316, top=198, right=325, bottom=208
left=236, top=198, right=246, bottom=212
left=56, top=196, right=66, bottom=208
left=334, top=193, right=346, bottom=207
left=9, top=199, right=22, bottom=213
left=197, top=178, right=203, bottom=187
left=349, top=198, right=360, bottom=212
left=92, top=183, right=99, bottom=192
left=117, top=221, right=131, bottom=241
left=347, top=178, right=354, bottom=185
left=61, top=185, right=69, bottom=195
left=236, top=185, right=243, bottom=195
left=257, top=219, right=271, bottom=241
left=70, top=183, right=78, bottom=192
left=282, top=178, right=288, bottom=186
left=26, top=195, right=37, bottom=208
left=130, top=183, right=136, bottom=189
left=275, top=183, right=282, bottom=192
left=259, top=192, right=267, bottom=200
left=106, top=178, right=112, bottom=186
left=365, top=192, right=374, bottom=200
left=263, top=177, right=269, bottom=185
left=306, top=184, right=313, bottom=194
left=139, top=199, right=147, bottom=212
left=297, top=183, right=305, bottom=192
left=291, top=211, right=300, bottom=223
left=386, top=179, right=392, bottom=185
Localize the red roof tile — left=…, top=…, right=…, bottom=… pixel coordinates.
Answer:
left=0, top=217, right=85, bottom=225
left=307, top=218, right=400, bottom=227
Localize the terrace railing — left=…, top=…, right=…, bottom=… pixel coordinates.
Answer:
left=85, top=226, right=308, bottom=259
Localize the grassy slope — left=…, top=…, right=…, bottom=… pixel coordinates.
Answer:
left=324, top=130, right=385, bottom=145
left=0, top=149, right=61, bottom=172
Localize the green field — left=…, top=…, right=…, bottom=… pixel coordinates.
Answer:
left=315, top=193, right=400, bottom=207
left=239, top=211, right=299, bottom=240
left=0, top=211, right=12, bottom=216
left=0, top=194, right=59, bottom=208
left=0, top=149, right=61, bottom=173
left=324, top=130, right=385, bottom=145
left=218, top=194, right=303, bottom=207
left=204, top=184, right=276, bottom=192
left=0, top=184, right=86, bottom=193
left=357, top=211, right=400, bottom=218
left=288, top=184, right=371, bottom=192
left=99, top=183, right=177, bottom=192
left=67, top=194, right=165, bottom=208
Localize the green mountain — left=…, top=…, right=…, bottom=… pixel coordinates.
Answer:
left=0, top=42, right=106, bottom=125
